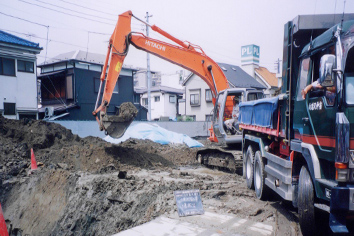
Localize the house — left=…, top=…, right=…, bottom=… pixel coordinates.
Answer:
left=254, top=67, right=279, bottom=97
left=136, top=85, right=183, bottom=121
left=241, top=44, right=279, bottom=97
left=133, top=70, right=184, bottom=120
left=0, top=30, right=42, bottom=119
left=37, top=50, right=147, bottom=121
left=180, top=62, right=265, bottom=121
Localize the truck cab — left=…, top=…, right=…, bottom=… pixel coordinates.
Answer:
left=238, top=15, right=354, bottom=235
left=212, top=88, right=263, bottom=145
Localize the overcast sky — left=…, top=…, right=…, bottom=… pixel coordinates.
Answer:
left=1, top=0, right=353, bottom=76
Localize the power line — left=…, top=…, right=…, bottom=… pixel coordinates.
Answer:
left=0, top=28, right=87, bottom=49
left=0, top=10, right=50, bottom=62
left=33, top=0, right=116, bottom=22
left=0, top=11, right=48, bottom=28
left=58, top=0, right=116, bottom=17
left=0, top=2, right=111, bottom=35
left=18, top=0, right=115, bottom=26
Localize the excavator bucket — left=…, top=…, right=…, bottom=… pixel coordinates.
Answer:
left=101, top=102, right=138, bottom=138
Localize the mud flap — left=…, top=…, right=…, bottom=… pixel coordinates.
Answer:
left=101, top=102, right=138, bottom=138
left=329, top=187, right=350, bottom=233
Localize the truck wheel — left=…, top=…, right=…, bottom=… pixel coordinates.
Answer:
left=254, top=151, right=269, bottom=200
left=245, top=145, right=254, bottom=189
left=298, top=166, right=316, bottom=236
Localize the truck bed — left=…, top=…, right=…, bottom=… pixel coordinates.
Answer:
left=239, top=96, right=279, bottom=134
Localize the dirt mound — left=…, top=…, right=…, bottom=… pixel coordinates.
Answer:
left=0, top=115, right=201, bottom=235
left=0, top=116, right=198, bottom=180
left=0, top=116, right=306, bottom=236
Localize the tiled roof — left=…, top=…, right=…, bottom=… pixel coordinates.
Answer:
left=0, top=30, right=41, bottom=49
left=255, top=67, right=278, bottom=87
left=218, top=63, right=266, bottom=89
left=184, top=63, right=266, bottom=89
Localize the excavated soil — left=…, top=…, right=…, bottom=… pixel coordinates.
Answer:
left=0, top=115, right=333, bottom=236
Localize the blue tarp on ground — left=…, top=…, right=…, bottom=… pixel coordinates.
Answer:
left=239, top=96, right=279, bottom=129
left=104, top=123, right=203, bottom=148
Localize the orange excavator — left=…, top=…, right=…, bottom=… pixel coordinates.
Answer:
left=93, top=10, right=231, bottom=139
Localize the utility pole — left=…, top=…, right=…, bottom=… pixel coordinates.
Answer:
left=146, top=12, right=153, bottom=121
left=274, top=58, right=281, bottom=74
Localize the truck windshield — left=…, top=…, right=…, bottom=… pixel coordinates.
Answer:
left=345, top=75, right=354, bottom=105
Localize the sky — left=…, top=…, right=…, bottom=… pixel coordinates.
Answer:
left=1, top=0, right=353, bottom=77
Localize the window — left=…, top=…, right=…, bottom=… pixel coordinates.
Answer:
left=17, top=60, right=34, bottom=73
left=190, top=89, right=200, bottom=106
left=0, top=57, right=15, bottom=76
left=133, top=94, right=140, bottom=104
left=66, top=75, right=73, bottom=99
left=154, top=96, right=160, bottom=102
left=169, top=95, right=176, bottom=103
left=189, top=115, right=196, bottom=121
left=142, top=98, right=148, bottom=106
left=190, top=94, right=200, bottom=106
left=296, top=57, right=311, bottom=101
left=345, top=74, right=354, bottom=105
left=205, top=114, right=212, bottom=122
left=205, top=89, right=212, bottom=102
left=94, top=78, right=104, bottom=93
left=4, top=102, right=16, bottom=115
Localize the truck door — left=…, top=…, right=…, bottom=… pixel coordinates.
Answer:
left=305, top=53, right=337, bottom=155
left=293, top=57, right=311, bottom=140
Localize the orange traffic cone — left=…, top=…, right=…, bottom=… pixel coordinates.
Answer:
left=31, top=148, right=38, bottom=170
left=0, top=203, right=9, bottom=236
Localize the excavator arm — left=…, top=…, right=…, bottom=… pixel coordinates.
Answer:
left=93, top=10, right=230, bottom=139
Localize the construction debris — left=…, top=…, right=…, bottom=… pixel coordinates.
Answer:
left=0, top=116, right=323, bottom=235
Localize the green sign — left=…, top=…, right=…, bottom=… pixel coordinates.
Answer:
left=241, top=45, right=260, bottom=58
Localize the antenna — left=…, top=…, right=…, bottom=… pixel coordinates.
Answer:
left=341, top=0, right=346, bottom=29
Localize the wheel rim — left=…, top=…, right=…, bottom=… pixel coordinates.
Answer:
left=246, top=155, right=252, bottom=179
left=255, top=161, right=261, bottom=190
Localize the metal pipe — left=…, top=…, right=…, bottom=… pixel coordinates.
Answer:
left=94, top=80, right=103, bottom=111
left=207, top=65, right=218, bottom=97
left=132, top=14, right=152, bottom=28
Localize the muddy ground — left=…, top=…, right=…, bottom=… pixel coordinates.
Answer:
left=0, top=115, right=333, bottom=236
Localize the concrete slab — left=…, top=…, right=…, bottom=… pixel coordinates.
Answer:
left=112, top=211, right=274, bottom=236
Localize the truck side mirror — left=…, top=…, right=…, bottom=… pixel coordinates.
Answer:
left=319, top=54, right=335, bottom=87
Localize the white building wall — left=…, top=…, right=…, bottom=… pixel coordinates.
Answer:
left=185, top=74, right=214, bottom=121
left=141, top=91, right=179, bottom=120
left=161, top=73, right=183, bottom=89
left=164, top=93, right=178, bottom=119
left=0, top=56, right=38, bottom=119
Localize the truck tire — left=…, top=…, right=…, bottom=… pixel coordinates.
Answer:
left=298, top=165, right=316, bottom=236
left=254, top=151, right=269, bottom=200
left=245, top=145, right=254, bottom=189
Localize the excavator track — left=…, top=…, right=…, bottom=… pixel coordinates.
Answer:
left=196, top=147, right=243, bottom=175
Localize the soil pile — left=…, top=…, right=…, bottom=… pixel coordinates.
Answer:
left=0, top=116, right=200, bottom=235
left=0, top=116, right=308, bottom=236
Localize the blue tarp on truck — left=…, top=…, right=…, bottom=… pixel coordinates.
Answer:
left=239, top=96, right=279, bottom=129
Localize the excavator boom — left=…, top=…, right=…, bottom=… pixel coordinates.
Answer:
left=93, top=10, right=230, bottom=139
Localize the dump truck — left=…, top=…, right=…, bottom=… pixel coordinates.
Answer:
left=237, top=14, right=354, bottom=235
